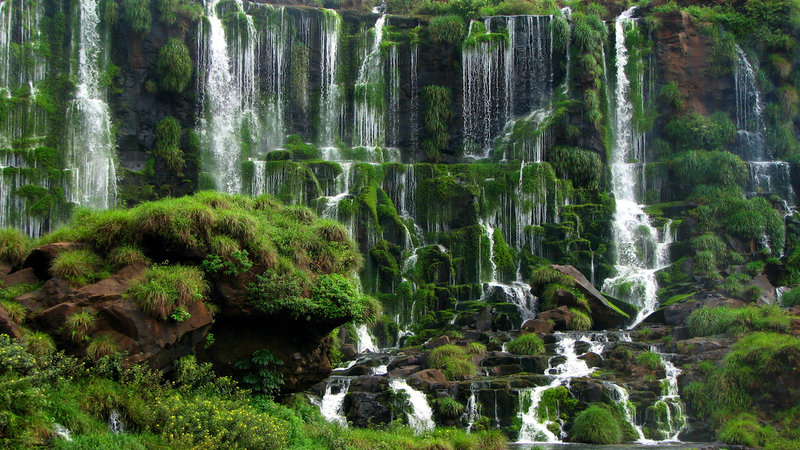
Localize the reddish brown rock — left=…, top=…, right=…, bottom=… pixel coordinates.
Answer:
left=22, top=242, right=84, bottom=280
left=408, top=368, right=450, bottom=388
left=538, top=306, right=574, bottom=331
left=521, top=318, right=554, bottom=334
left=423, top=335, right=450, bottom=349
left=0, top=303, right=23, bottom=339
left=0, top=267, right=38, bottom=287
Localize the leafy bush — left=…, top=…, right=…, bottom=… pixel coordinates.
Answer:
left=428, top=344, right=475, bottom=380
left=50, top=249, right=104, bottom=285
left=506, top=334, right=544, bottom=355
left=157, top=39, right=192, bottom=94
left=24, top=332, right=55, bottom=357
left=123, top=0, right=152, bottom=35
left=550, top=146, right=602, bottom=189
left=658, top=81, right=684, bottom=109
left=0, top=227, right=29, bottom=265
left=782, top=287, right=800, bottom=306
left=155, top=116, right=185, bottom=172
left=421, top=86, right=454, bottom=163
left=570, top=405, right=622, bottom=444
left=65, top=310, right=97, bottom=342
left=157, top=0, right=202, bottom=26
left=665, top=112, right=737, bottom=151
left=127, top=264, right=207, bottom=320
left=636, top=351, right=664, bottom=370
left=429, top=15, right=466, bottom=45
left=670, top=151, right=748, bottom=189
left=718, top=414, right=778, bottom=447
left=433, top=397, right=465, bottom=419
left=688, top=305, right=791, bottom=337
left=234, top=349, right=285, bottom=397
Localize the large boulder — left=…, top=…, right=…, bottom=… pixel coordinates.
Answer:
left=551, top=265, right=632, bottom=329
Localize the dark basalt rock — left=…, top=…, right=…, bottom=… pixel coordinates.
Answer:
left=551, top=265, right=632, bottom=329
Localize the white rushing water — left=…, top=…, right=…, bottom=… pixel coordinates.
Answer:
left=65, top=0, right=116, bottom=210
left=517, top=333, right=605, bottom=443
left=320, top=377, right=351, bottom=426
left=652, top=348, right=687, bottom=441
left=603, top=7, right=673, bottom=327
left=198, top=0, right=257, bottom=193
left=462, top=15, right=554, bottom=158
left=389, top=379, right=435, bottom=433
left=353, top=14, right=386, bottom=148
left=318, top=9, right=343, bottom=147
left=355, top=324, right=377, bottom=353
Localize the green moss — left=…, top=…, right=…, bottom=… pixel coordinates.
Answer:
left=157, top=38, right=192, bottom=94
left=427, top=344, right=475, bottom=380
left=421, top=86, right=454, bottom=163
left=122, top=0, right=152, bottom=35
left=155, top=116, right=185, bottom=173
left=688, top=305, right=791, bottom=337
left=506, top=334, right=544, bottom=355
left=429, top=15, right=466, bottom=45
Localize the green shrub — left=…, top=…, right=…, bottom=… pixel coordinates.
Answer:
left=636, top=351, right=663, bottom=370
left=550, top=147, right=602, bottom=189
left=670, top=150, right=748, bottom=189
left=688, top=305, right=790, bottom=337
left=465, top=342, right=486, bottom=355
left=0, top=228, right=29, bottom=265
left=86, top=335, right=119, bottom=361
left=109, top=245, right=149, bottom=267
left=428, top=344, right=475, bottom=380
left=1, top=300, right=27, bottom=323
left=123, top=0, right=152, bottom=35
left=718, top=414, right=778, bottom=447
left=433, top=397, right=465, bottom=419
left=568, top=308, right=592, bottom=331
left=421, top=86, right=454, bottom=163
left=570, top=405, right=622, bottom=444
left=506, top=334, right=544, bottom=355
left=665, top=112, right=737, bottom=151
left=429, top=15, right=466, bottom=45
left=50, top=249, right=104, bottom=285
left=157, top=0, right=202, bottom=26
left=658, top=81, right=684, bottom=109
left=24, top=332, right=56, bottom=357
left=127, top=264, right=207, bottom=320
left=782, top=287, right=800, bottom=306
left=155, top=116, right=185, bottom=172
left=284, top=135, right=321, bottom=160
left=65, top=310, right=97, bottom=342
left=157, top=39, right=192, bottom=94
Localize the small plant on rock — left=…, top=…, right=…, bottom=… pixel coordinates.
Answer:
left=64, top=310, right=97, bottom=342
left=506, top=334, right=544, bottom=355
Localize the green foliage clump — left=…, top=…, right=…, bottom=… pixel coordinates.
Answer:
left=428, top=344, right=475, bottom=380
left=24, top=331, right=56, bottom=357
left=433, top=397, right=465, bottom=419
left=688, top=305, right=791, bottom=337
left=127, top=264, right=207, bottom=320
left=284, top=135, right=321, bottom=160
left=123, top=0, right=152, bottom=35
left=109, top=245, right=149, bottom=268
left=429, top=15, right=466, bottom=45
left=658, top=81, right=684, bottom=110
left=665, top=112, right=737, bottom=151
left=466, top=342, right=486, bottom=355
left=570, top=405, right=622, bottom=444
left=50, top=249, right=104, bottom=285
left=155, top=116, right=185, bottom=173
left=782, top=287, right=800, bottom=306
left=64, top=310, right=97, bottom=343
left=550, top=146, right=602, bottom=189
left=569, top=308, right=592, bottom=331
left=421, top=86, right=454, bottom=163
left=636, top=351, right=664, bottom=370
left=86, top=335, right=119, bottom=361
left=157, top=39, right=192, bottom=94
left=670, top=151, right=748, bottom=189
left=506, top=334, right=544, bottom=355
left=157, top=0, right=203, bottom=26
left=718, top=413, right=778, bottom=447
left=1, top=300, right=27, bottom=323
left=234, top=350, right=285, bottom=397
left=0, top=227, right=29, bottom=265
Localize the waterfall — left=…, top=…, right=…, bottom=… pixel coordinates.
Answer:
left=409, top=44, right=420, bottom=155
left=250, top=160, right=266, bottom=195
left=517, top=333, right=606, bottom=443
left=355, top=324, right=377, bottom=353
left=0, top=0, right=53, bottom=237
left=607, top=382, right=648, bottom=442
left=464, top=383, right=480, bottom=432
left=388, top=379, right=435, bottom=433
left=462, top=15, right=553, bottom=158
left=651, top=349, right=687, bottom=441
left=318, top=9, right=342, bottom=147
left=65, top=0, right=117, bottom=210
left=198, top=0, right=257, bottom=193
left=353, top=15, right=386, bottom=148
left=107, top=410, right=125, bottom=433
left=320, top=377, right=352, bottom=426
left=386, top=44, right=400, bottom=147
left=602, top=7, right=671, bottom=327
left=262, top=6, right=290, bottom=152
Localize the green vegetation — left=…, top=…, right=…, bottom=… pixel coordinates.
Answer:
left=122, top=0, right=152, bottom=35
left=157, top=0, right=203, bottom=26
left=428, top=15, right=466, bottom=45
left=636, top=351, right=663, bottom=370
left=127, top=264, right=207, bottom=320
left=570, top=405, right=622, bottom=444
left=155, top=116, right=185, bottom=173
left=421, top=86, right=454, bottom=163
left=50, top=249, right=105, bottom=286
left=157, top=39, right=192, bottom=94
left=433, top=397, right=465, bottom=419
left=506, top=333, right=544, bottom=355
left=64, top=310, right=97, bottom=343
left=0, top=228, right=29, bottom=265
left=86, top=335, right=119, bottom=361
left=427, top=344, right=475, bottom=380
left=687, top=305, right=791, bottom=337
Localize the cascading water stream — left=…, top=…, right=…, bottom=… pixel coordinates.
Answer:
left=64, top=0, right=117, bottom=210
left=388, top=379, right=435, bottom=433
left=318, top=9, right=343, bottom=147
left=353, top=14, right=386, bottom=148
left=319, top=377, right=352, bottom=426
left=198, top=0, right=257, bottom=193
left=603, top=7, right=672, bottom=328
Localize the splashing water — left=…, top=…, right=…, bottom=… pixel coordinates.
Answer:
left=389, top=379, right=435, bottom=433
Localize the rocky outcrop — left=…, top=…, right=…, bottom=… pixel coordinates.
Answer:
left=551, top=265, right=633, bottom=328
